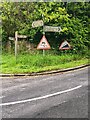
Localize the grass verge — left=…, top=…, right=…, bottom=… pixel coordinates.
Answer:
left=1, top=53, right=89, bottom=74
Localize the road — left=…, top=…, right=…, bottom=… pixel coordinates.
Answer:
left=0, top=67, right=89, bottom=119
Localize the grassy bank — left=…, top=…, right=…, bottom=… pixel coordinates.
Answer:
left=1, top=53, right=88, bottom=74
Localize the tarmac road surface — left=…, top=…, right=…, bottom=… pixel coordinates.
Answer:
left=0, top=67, right=89, bottom=118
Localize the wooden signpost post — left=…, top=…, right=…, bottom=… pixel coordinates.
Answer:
left=15, top=31, right=27, bottom=61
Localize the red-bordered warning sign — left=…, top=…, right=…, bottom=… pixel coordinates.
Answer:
left=59, top=40, right=71, bottom=50
left=37, top=35, right=51, bottom=50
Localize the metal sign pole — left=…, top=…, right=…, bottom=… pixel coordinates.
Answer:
left=43, top=49, right=45, bottom=56
left=42, top=14, right=45, bottom=56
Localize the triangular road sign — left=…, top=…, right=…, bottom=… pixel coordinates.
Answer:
left=37, top=35, right=51, bottom=50
left=59, top=40, right=71, bottom=50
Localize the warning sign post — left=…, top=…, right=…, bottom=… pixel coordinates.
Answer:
left=37, top=35, right=51, bottom=56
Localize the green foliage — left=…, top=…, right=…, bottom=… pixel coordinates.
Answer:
left=1, top=2, right=89, bottom=55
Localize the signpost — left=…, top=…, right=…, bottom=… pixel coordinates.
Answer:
left=9, top=37, right=15, bottom=41
left=17, top=35, right=27, bottom=38
left=32, top=18, right=62, bottom=56
left=32, top=20, right=44, bottom=28
left=15, top=31, right=28, bottom=61
left=44, top=26, right=62, bottom=32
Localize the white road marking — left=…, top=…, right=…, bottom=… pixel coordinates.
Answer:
left=0, top=85, right=82, bottom=106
